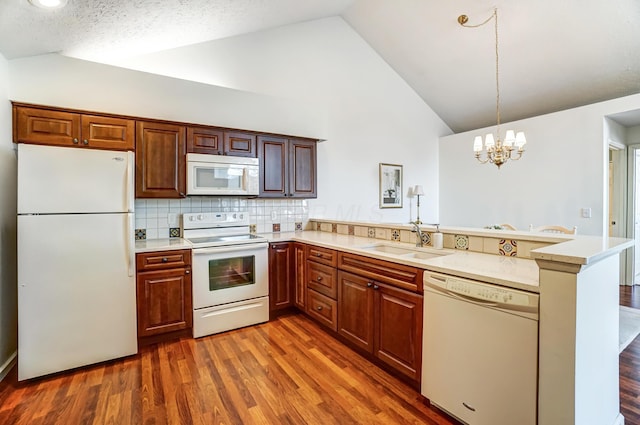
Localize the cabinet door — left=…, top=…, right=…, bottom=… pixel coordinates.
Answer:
left=257, top=135, right=288, bottom=197
left=187, top=126, right=224, bottom=155
left=224, top=131, right=257, bottom=157
left=294, top=243, right=306, bottom=310
left=337, top=271, right=374, bottom=353
left=137, top=268, right=193, bottom=337
left=136, top=121, right=186, bottom=198
left=374, top=283, right=423, bottom=381
left=289, top=138, right=317, bottom=198
left=269, top=242, right=293, bottom=312
left=81, top=114, right=135, bottom=151
left=15, top=106, right=80, bottom=147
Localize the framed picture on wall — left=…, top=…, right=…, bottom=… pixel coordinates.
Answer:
left=379, top=163, right=403, bottom=208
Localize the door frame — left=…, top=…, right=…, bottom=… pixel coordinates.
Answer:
left=626, top=144, right=640, bottom=285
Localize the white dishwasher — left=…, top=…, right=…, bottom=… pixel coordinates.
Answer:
left=422, top=271, right=539, bottom=425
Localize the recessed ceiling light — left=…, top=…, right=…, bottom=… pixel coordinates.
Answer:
left=28, top=0, right=68, bottom=9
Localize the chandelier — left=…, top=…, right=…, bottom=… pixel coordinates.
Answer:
left=458, top=8, right=526, bottom=169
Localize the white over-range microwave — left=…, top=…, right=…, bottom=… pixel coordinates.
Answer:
left=186, top=153, right=259, bottom=196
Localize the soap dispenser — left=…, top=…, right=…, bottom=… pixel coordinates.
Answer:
left=432, top=224, right=443, bottom=249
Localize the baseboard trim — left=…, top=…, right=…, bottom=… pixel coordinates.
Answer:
left=0, top=351, right=17, bottom=382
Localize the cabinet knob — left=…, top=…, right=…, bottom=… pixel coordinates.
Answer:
left=185, top=270, right=190, bottom=274
left=316, top=306, right=323, bottom=311
left=316, top=253, right=321, bottom=257
left=367, top=282, right=373, bottom=287
left=317, top=276, right=322, bottom=281
left=373, top=284, right=379, bottom=290
left=83, top=139, right=89, bottom=145
left=162, top=257, right=168, bottom=263
left=72, top=138, right=79, bottom=144
left=179, top=193, right=185, bottom=197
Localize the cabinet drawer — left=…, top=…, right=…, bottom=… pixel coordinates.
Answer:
left=338, top=252, right=422, bottom=293
left=137, top=249, right=191, bottom=271
left=307, top=260, right=337, bottom=299
left=307, top=289, right=337, bottom=332
left=307, top=245, right=337, bottom=267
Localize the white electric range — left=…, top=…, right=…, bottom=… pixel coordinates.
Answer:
left=182, top=212, right=269, bottom=338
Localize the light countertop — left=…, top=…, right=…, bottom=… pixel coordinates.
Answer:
left=266, top=231, right=540, bottom=292
left=135, top=238, right=192, bottom=253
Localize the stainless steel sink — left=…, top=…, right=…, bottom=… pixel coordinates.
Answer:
left=358, top=243, right=450, bottom=260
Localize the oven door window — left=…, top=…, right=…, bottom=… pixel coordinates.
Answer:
left=208, top=255, right=255, bottom=291
left=195, top=166, right=244, bottom=190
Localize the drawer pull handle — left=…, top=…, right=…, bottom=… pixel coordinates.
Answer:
left=317, top=306, right=323, bottom=311
left=463, top=402, right=476, bottom=412
left=162, top=257, right=168, bottom=263
left=317, top=276, right=322, bottom=281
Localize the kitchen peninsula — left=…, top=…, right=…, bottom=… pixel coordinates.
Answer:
left=268, top=221, right=632, bottom=425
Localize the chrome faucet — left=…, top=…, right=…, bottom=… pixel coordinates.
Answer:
left=410, top=221, right=423, bottom=247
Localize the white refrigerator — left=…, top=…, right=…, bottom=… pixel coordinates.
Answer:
left=17, top=143, right=137, bottom=381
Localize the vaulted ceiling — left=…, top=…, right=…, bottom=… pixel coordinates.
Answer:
left=1, top=0, right=639, bottom=132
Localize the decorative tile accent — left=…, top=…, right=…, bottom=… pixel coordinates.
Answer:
left=421, top=232, right=431, bottom=246
left=499, top=239, right=518, bottom=256
left=455, top=235, right=469, bottom=250
left=295, top=222, right=303, bottom=231
left=317, top=222, right=322, bottom=231
left=135, top=228, right=146, bottom=240
left=348, top=225, right=355, bottom=235
left=391, top=229, right=400, bottom=241
left=368, top=227, right=376, bottom=238
left=169, top=227, right=180, bottom=238
left=273, top=223, right=281, bottom=232
left=250, top=224, right=257, bottom=234
left=332, top=223, right=338, bottom=233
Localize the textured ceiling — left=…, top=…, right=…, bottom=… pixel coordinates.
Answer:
left=1, top=0, right=640, bottom=132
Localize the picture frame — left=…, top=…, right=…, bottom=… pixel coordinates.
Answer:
left=379, top=163, right=403, bottom=208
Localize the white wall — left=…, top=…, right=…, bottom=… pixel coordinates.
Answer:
left=8, top=54, right=325, bottom=141
left=440, top=93, right=640, bottom=236
left=109, top=17, right=452, bottom=224
left=0, top=51, right=17, bottom=379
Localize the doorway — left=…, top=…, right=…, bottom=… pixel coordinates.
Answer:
left=626, top=145, right=640, bottom=285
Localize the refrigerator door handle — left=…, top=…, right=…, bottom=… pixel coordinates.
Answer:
left=126, top=151, right=134, bottom=213
left=127, top=213, right=135, bottom=277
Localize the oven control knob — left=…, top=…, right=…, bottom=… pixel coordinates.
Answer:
left=197, top=214, right=204, bottom=220
left=232, top=213, right=237, bottom=219
left=189, top=216, right=195, bottom=221
left=239, top=214, right=244, bottom=219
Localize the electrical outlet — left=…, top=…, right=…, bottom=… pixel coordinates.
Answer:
left=581, top=208, right=592, bottom=218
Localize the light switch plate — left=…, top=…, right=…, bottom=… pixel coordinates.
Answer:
left=581, top=208, right=592, bottom=218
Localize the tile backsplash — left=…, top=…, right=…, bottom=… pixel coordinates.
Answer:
left=135, top=197, right=309, bottom=240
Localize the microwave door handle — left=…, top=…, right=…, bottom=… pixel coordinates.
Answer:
left=192, top=243, right=269, bottom=256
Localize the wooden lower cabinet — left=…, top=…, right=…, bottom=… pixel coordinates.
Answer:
left=269, top=242, right=294, bottom=313
left=136, top=250, right=192, bottom=341
left=337, top=270, right=423, bottom=381
left=338, top=271, right=375, bottom=352
left=294, top=243, right=306, bottom=310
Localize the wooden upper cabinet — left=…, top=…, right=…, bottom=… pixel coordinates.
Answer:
left=187, top=126, right=224, bottom=155
left=187, top=127, right=257, bottom=157
left=224, top=131, right=257, bottom=157
left=136, top=121, right=186, bottom=198
left=14, top=105, right=134, bottom=151
left=257, top=135, right=317, bottom=198
left=289, top=138, right=317, bottom=198
left=258, top=135, right=288, bottom=197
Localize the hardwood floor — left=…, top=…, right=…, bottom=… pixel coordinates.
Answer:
left=0, top=313, right=455, bottom=425
left=5, top=287, right=640, bottom=424
left=620, top=286, right=640, bottom=424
